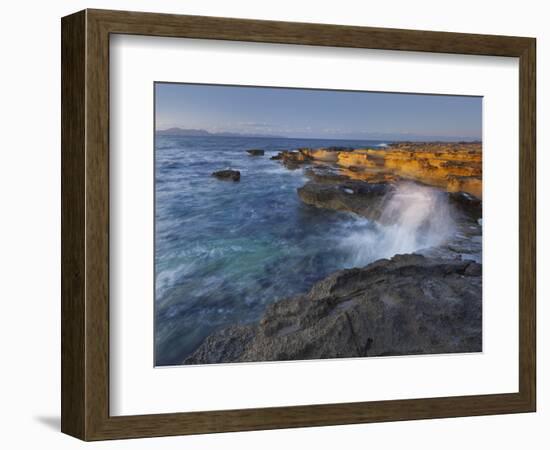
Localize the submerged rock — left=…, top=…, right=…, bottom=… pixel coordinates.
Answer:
left=247, top=149, right=265, bottom=156
left=212, top=169, right=240, bottom=181
left=184, top=254, right=482, bottom=364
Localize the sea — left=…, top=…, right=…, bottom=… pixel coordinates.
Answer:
left=154, top=135, right=449, bottom=365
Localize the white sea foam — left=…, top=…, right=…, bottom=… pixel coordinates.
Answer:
left=341, top=183, right=455, bottom=266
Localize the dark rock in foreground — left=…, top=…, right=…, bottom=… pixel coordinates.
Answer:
left=247, top=149, right=264, bottom=156
left=212, top=169, right=240, bottom=182
left=184, top=254, right=482, bottom=365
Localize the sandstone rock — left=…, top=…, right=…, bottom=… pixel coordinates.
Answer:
left=449, top=191, right=482, bottom=218
left=212, top=169, right=240, bottom=181
left=184, top=254, right=482, bottom=364
left=272, top=149, right=312, bottom=168
left=300, top=147, right=353, bottom=162
left=276, top=142, right=482, bottom=199
left=447, top=176, right=482, bottom=199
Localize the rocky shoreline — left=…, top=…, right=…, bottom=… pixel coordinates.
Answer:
left=185, top=254, right=481, bottom=364
left=274, top=142, right=482, bottom=198
left=191, top=142, right=483, bottom=365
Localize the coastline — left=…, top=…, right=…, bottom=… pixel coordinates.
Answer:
left=184, top=254, right=482, bottom=365
left=183, top=142, right=483, bottom=365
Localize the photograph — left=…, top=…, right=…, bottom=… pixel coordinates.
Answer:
left=154, top=83, right=483, bottom=367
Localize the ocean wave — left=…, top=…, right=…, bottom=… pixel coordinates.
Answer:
left=340, top=183, right=454, bottom=267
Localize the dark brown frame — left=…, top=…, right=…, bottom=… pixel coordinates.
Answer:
left=61, top=9, right=536, bottom=441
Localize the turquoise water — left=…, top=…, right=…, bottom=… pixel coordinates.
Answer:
left=154, top=135, right=391, bottom=366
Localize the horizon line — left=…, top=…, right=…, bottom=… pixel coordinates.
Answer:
left=155, top=127, right=482, bottom=142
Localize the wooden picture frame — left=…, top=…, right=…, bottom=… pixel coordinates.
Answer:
left=61, top=9, right=536, bottom=441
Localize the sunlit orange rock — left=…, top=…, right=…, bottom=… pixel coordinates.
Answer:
left=302, top=142, right=482, bottom=199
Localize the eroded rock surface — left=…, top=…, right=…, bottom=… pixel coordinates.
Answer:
left=184, top=254, right=482, bottom=364
left=272, top=142, right=482, bottom=198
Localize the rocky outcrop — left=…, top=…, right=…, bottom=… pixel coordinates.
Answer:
left=298, top=180, right=391, bottom=221
left=271, top=150, right=312, bottom=169
left=212, top=169, right=240, bottom=181
left=184, top=254, right=482, bottom=364
left=273, top=142, right=482, bottom=199
left=300, top=147, right=354, bottom=162
left=247, top=149, right=264, bottom=156
left=339, top=144, right=482, bottom=198
left=300, top=171, right=481, bottom=222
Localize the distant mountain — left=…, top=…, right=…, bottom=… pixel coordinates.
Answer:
left=156, top=128, right=210, bottom=136
left=156, top=127, right=479, bottom=142
left=156, top=127, right=283, bottom=138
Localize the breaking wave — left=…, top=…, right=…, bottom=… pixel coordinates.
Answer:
left=341, top=183, right=455, bottom=266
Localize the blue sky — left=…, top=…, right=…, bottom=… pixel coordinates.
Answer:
left=155, top=83, right=482, bottom=141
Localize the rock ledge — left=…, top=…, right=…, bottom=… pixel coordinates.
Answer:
left=184, top=254, right=482, bottom=364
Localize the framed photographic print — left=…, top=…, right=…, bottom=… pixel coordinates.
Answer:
left=61, top=9, right=536, bottom=440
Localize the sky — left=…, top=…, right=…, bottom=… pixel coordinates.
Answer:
left=155, top=82, right=482, bottom=141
